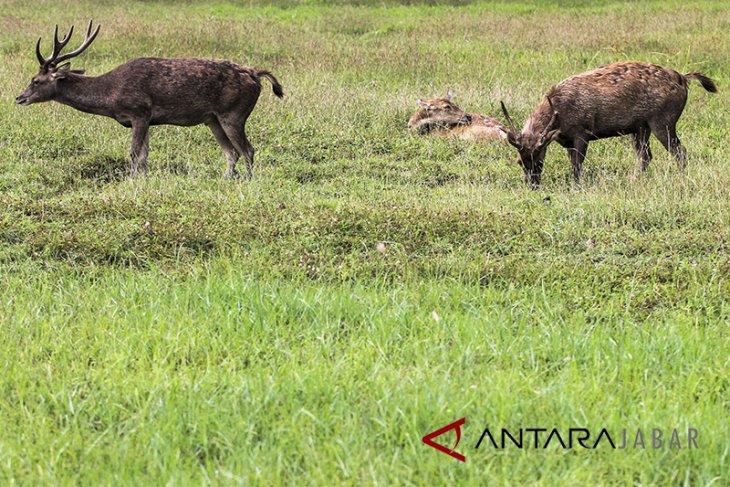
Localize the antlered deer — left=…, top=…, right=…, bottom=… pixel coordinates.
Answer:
left=500, top=61, right=717, bottom=187
left=15, top=21, right=284, bottom=178
left=408, top=91, right=507, bottom=142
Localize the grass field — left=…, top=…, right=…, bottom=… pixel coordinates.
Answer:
left=1, top=0, right=729, bottom=484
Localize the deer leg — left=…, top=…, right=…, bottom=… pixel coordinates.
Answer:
left=207, top=119, right=240, bottom=178
left=219, top=117, right=255, bottom=180
left=650, top=121, right=687, bottom=171
left=631, top=125, right=652, bottom=173
left=130, top=121, right=150, bottom=177
left=567, top=137, right=588, bottom=186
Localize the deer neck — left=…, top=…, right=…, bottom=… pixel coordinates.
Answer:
left=523, top=103, right=554, bottom=136
left=54, top=75, right=115, bottom=117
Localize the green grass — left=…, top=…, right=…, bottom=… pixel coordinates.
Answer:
left=1, top=0, right=729, bottom=484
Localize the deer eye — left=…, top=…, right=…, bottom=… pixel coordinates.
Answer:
left=32, top=80, right=39, bottom=85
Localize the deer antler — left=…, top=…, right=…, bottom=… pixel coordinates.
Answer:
left=500, top=101, right=518, bottom=134
left=500, top=101, right=521, bottom=147
left=538, top=96, right=559, bottom=143
left=37, top=24, right=74, bottom=67
left=35, top=38, right=45, bottom=65
left=53, top=20, right=100, bottom=65
left=36, top=20, right=100, bottom=69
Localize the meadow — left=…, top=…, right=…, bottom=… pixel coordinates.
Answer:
left=0, top=0, right=729, bottom=484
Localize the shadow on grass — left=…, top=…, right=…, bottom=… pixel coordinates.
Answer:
left=78, top=156, right=129, bottom=183
left=164, top=159, right=192, bottom=176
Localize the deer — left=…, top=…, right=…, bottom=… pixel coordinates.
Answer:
left=500, top=61, right=717, bottom=188
left=15, top=21, right=284, bottom=179
left=408, top=91, right=507, bottom=142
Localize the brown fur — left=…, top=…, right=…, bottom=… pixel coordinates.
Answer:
left=16, top=22, right=284, bottom=178
left=408, top=92, right=507, bottom=142
left=501, top=61, right=717, bottom=187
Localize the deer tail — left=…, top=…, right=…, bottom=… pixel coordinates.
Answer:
left=684, top=72, right=718, bottom=93
left=256, top=69, right=284, bottom=98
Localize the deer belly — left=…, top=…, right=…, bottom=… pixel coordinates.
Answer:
left=149, top=106, right=214, bottom=127
left=149, top=113, right=210, bottom=126
left=587, top=121, right=645, bottom=139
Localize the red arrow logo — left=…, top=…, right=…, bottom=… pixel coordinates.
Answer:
left=422, top=417, right=466, bottom=462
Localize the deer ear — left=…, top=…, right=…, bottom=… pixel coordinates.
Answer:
left=536, top=129, right=559, bottom=148
left=542, top=128, right=560, bottom=145
left=506, top=133, right=521, bottom=149
left=52, top=63, right=72, bottom=80
left=446, top=90, right=454, bottom=100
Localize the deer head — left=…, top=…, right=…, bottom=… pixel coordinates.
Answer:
left=16, top=20, right=100, bottom=106
left=407, top=90, right=471, bottom=134
left=500, top=97, right=560, bottom=186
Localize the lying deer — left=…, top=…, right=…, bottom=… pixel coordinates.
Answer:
left=500, top=61, right=717, bottom=187
left=16, top=21, right=284, bottom=178
left=408, top=91, right=507, bottom=142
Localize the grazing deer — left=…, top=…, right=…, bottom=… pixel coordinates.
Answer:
left=15, top=21, right=284, bottom=178
left=500, top=61, right=717, bottom=187
left=408, top=91, right=507, bottom=142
